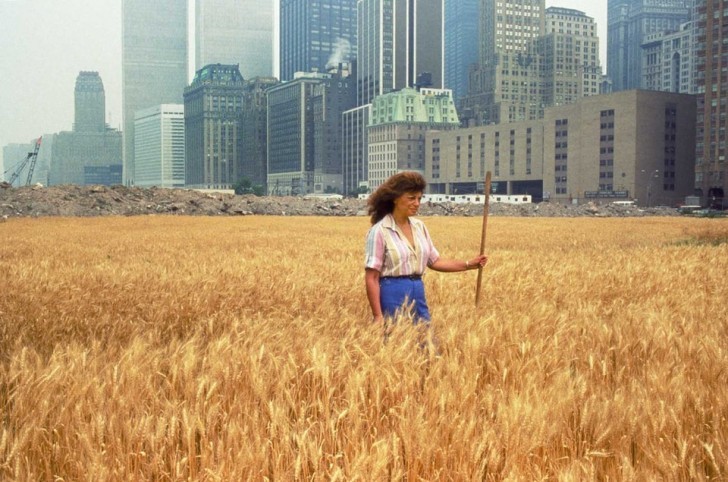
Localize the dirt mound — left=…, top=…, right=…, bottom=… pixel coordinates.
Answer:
left=0, top=184, right=680, bottom=219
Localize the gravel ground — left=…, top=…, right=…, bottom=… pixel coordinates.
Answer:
left=0, top=184, right=685, bottom=219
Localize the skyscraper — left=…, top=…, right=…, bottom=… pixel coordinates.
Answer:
left=357, top=0, right=444, bottom=106
left=134, top=104, right=186, bottom=188
left=50, top=72, right=122, bottom=186
left=74, top=72, right=106, bottom=133
left=641, top=21, right=697, bottom=94
left=267, top=68, right=356, bottom=195
left=462, top=0, right=545, bottom=125
left=184, top=64, right=245, bottom=189
left=122, top=0, right=188, bottom=186
left=607, top=0, right=691, bottom=92
left=694, top=0, right=727, bottom=207
left=195, top=0, right=274, bottom=78
left=444, top=0, right=479, bottom=103
left=540, top=8, right=601, bottom=107
left=241, top=77, right=280, bottom=189
left=279, top=0, right=358, bottom=82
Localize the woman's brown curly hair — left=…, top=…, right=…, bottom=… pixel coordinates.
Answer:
left=367, top=171, right=427, bottom=225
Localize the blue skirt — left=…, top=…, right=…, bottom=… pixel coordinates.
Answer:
left=379, top=277, right=431, bottom=323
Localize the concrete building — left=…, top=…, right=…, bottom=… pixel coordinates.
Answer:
left=195, top=0, right=273, bottom=78
left=694, top=0, right=728, bottom=207
left=312, top=69, right=357, bottom=193
left=342, top=104, right=371, bottom=196
left=50, top=131, right=123, bottom=186
left=49, top=72, right=122, bottom=186
left=368, top=87, right=460, bottom=190
left=240, top=77, right=280, bottom=189
left=426, top=89, right=696, bottom=207
left=607, top=0, right=691, bottom=92
left=122, top=0, right=188, bottom=185
left=279, top=0, right=358, bottom=82
left=461, top=0, right=545, bottom=125
left=184, top=64, right=245, bottom=190
left=267, top=69, right=356, bottom=195
left=641, top=21, right=697, bottom=94
left=444, top=0, right=479, bottom=103
left=343, top=0, right=444, bottom=194
left=74, top=72, right=107, bottom=133
left=357, top=0, right=444, bottom=106
left=540, top=8, right=602, bottom=106
left=134, top=104, right=186, bottom=188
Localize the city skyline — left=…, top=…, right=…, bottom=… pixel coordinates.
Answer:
left=0, top=0, right=607, bottom=169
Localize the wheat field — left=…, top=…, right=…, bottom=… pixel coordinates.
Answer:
left=1, top=215, right=726, bottom=480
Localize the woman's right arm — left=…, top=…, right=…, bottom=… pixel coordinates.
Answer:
left=365, top=268, right=383, bottom=323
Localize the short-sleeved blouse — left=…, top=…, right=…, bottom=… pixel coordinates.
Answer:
left=364, top=214, right=440, bottom=277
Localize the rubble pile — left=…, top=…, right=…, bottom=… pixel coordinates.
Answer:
left=0, top=184, right=681, bottom=219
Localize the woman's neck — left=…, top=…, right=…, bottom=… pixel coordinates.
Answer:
left=392, top=212, right=409, bottom=227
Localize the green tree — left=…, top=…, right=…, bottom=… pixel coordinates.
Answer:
left=233, top=177, right=253, bottom=195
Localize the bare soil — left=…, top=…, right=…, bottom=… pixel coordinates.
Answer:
left=0, top=184, right=681, bottom=219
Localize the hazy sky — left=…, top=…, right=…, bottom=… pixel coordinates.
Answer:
left=0, top=0, right=607, bottom=170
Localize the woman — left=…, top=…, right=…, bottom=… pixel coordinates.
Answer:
left=364, top=172, right=488, bottom=324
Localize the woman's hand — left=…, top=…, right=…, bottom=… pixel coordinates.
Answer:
left=466, top=254, right=488, bottom=270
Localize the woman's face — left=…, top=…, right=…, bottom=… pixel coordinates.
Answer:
left=393, top=191, right=422, bottom=218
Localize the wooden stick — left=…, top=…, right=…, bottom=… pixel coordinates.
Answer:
left=475, top=171, right=492, bottom=307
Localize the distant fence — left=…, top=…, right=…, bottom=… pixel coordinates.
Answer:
left=358, top=193, right=532, bottom=205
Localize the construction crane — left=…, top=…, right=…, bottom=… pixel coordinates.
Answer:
left=5, top=136, right=42, bottom=186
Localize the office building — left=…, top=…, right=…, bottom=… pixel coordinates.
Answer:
left=312, top=68, right=357, bottom=193
left=279, top=0, right=358, bottom=82
left=195, top=0, right=274, bottom=78
left=444, top=0, right=479, bottom=102
left=241, top=77, right=280, bottom=189
left=74, top=72, right=106, bottom=133
left=461, top=0, right=545, bottom=125
left=367, top=87, right=459, bottom=190
left=694, top=0, right=727, bottom=207
left=184, top=64, right=245, bottom=189
left=49, top=72, right=123, bottom=186
left=540, top=8, right=601, bottom=107
left=642, top=21, right=697, bottom=94
left=134, top=104, right=186, bottom=188
left=122, top=0, right=188, bottom=185
left=426, top=89, right=696, bottom=207
left=267, top=68, right=355, bottom=195
left=342, top=104, right=371, bottom=195
left=357, top=0, right=444, bottom=106
left=607, top=0, right=691, bottom=92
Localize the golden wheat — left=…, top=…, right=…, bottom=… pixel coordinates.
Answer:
left=1, top=215, right=726, bottom=480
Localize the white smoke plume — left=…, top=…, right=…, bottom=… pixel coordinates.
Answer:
left=325, top=38, right=351, bottom=70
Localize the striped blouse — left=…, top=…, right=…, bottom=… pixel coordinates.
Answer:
left=365, top=214, right=440, bottom=277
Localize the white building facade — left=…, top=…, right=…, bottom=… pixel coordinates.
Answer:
left=134, top=104, right=186, bottom=188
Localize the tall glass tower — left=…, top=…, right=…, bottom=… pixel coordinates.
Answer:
left=279, top=0, right=358, bottom=82
left=357, top=0, right=444, bottom=106
left=195, top=0, right=274, bottom=78
left=122, top=0, right=188, bottom=186
left=444, top=0, right=479, bottom=103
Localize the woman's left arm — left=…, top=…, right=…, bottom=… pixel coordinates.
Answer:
left=429, top=254, right=488, bottom=273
